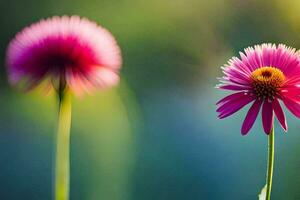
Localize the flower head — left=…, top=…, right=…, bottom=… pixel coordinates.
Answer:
left=216, top=44, right=300, bottom=135
left=6, top=16, right=122, bottom=95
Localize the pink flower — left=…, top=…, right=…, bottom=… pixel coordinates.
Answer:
left=6, top=16, right=122, bottom=95
left=216, top=44, right=300, bottom=135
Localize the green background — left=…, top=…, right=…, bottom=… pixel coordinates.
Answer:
left=1, top=0, right=300, bottom=199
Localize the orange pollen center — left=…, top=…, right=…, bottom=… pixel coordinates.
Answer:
left=250, top=67, right=285, bottom=100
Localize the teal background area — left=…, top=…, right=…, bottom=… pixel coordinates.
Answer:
left=1, top=0, right=300, bottom=199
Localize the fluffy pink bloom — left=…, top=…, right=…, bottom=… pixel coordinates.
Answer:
left=216, top=44, right=300, bottom=135
left=6, top=16, right=121, bottom=95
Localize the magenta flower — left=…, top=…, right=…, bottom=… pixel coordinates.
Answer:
left=216, top=44, right=300, bottom=135
left=6, top=16, right=122, bottom=200
left=6, top=16, right=121, bottom=95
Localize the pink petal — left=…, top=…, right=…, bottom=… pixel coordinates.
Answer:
left=218, top=84, right=251, bottom=91
left=282, top=97, right=300, bottom=118
left=262, top=44, right=274, bottom=67
left=241, top=99, right=262, bottom=135
left=217, top=93, right=250, bottom=112
left=6, top=16, right=122, bottom=94
left=245, top=47, right=261, bottom=69
left=262, top=100, right=274, bottom=134
left=226, top=76, right=250, bottom=85
left=88, top=67, right=120, bottom=89
left=231, top=57, right=252, bottom=73
left=217, top=95, right=255, bottom=119
left=223, top=66, right=250, bottom=81
left=273, top=99, right=287, bottom=131
left=216, top=92, right=247, bottom=105
left=280, top=85, right=300, bottom=95
left=284, top=76, right=300, bottom=86
left=240, top=52, right=256, bottom=72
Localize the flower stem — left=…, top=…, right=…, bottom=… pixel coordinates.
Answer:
left=266, top=126, right=274, bottom=200
left=55, top=87, right=72, bottom=200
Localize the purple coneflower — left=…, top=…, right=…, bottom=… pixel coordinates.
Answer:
left=217, top=44, right=300, bottom=135
left=216, top=44, right=300, bottom=200
left=6, top=16, right=122, bottom=200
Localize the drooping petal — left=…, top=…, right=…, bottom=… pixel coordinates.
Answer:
left=217, top=93, right=252, bottom=113
left=216, top=92, right=248, bottom=105
left=241, top=99, right=262, bottom=135
left=262, top=100, right=274, bottom=134
left=273, top=98, right=287, bottom=131
left=282, top=97, right=300, bottom=118
left=217, top=95, right=255, bottom=119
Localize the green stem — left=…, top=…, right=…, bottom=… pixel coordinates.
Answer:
left=266, top=126, right=274, bottom=200
left=55, top=87, right=72, bottom=200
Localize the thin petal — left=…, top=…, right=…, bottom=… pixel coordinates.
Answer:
left=216, top=92, right=247, bottom=105
left=273, top=99, right=287, bottom=131
left=241, top=99, right=262, bottom=135
left=218, top=95, right=255, bottom=119
left=230, top=57, right=252, bottom=74
left=217, top=93, right=251, bottom=113
left=222, top=66, right=250, bottom=82
left=262, top=100, right=274, bottom=134
left=218, top=84, right=251, bottom=91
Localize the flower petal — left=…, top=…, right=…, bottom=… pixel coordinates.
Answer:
left=222, top=66, right=250, bottom=82
left=218, top=84, right=251, bottom=91
left=262, top=100, right=274, bottom=134
left=217, top=95, right=255, bottom=119
left=216, top=92, right=247, bottom=105
left=217, top=93, right=251, bottom=113
left=280, top=84, right=300, bottom=99
left=241, top=99, right=262, bottom=135
left=282, top=97, right=300, bottom=118
left=273, top=99, right=287, bottom=131
left=6, top=16, right=122, bottom=94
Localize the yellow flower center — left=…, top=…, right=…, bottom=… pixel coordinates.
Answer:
left=251, top=67, right=285, bottom=100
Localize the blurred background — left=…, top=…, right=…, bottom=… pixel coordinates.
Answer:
left=1, top=0, right=300, bottom=199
